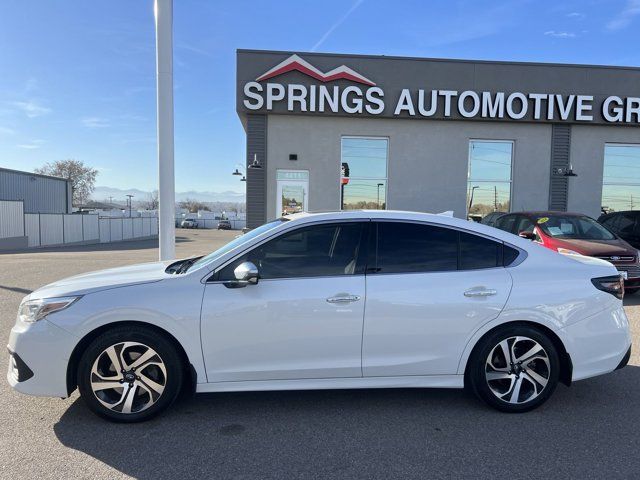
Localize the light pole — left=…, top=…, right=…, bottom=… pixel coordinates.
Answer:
left=468, top=185, right=479, bottom=213
left=126, top=194, right=134, bottom=217
left=155, top=0, right=175, bottom=260
left=377, top=183, right=384, bottom=209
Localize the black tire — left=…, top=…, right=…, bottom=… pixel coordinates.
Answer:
left=467, top=325, right=560, bottom=413
left=77, top=325, right=183, bottom=423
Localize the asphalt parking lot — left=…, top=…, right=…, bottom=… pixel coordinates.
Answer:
left=1, top=228, right=639, bottom=479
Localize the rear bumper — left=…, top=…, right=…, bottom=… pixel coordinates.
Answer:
left=559, top=304, right=632, bottom=382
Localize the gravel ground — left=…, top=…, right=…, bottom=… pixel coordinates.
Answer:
left=1, top=229, right=638, bottom=479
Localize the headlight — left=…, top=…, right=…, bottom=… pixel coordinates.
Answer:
left=18, top=296, right=81, bottom=323
left=557, top=247, right=581, bottom=255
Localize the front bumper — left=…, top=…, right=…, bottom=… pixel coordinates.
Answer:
left=559, top=304, right=632, bottom=382
left=6, top=317, right=78, bottom=398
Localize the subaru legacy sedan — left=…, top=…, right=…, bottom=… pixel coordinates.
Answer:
left=7, top=211, right=631, bottom=422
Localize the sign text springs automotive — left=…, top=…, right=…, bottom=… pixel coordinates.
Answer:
left=242, top=54, right=640, bottom=124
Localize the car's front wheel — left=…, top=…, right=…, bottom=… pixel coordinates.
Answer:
left=468, top=325, right=560, bottom=413
left=77, top=325, right=183, bottom=422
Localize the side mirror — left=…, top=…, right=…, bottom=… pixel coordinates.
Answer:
left=518, top=231, right=536, bottom=240
left=227, top=261, right=259, bottom=287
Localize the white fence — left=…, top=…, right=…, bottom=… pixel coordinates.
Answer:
left=22, top=214, right=158, bottom=248
left=0, top=200, right=25, bottom=239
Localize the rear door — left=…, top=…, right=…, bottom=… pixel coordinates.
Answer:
left=362, top=221, right=513, bottom=376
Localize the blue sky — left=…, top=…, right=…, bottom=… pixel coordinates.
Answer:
left=1, top=0, right=639, bottom=198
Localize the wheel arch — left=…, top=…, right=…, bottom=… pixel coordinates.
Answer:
left=461, top=320, right=573, bottom=387
left=66, top=320, right=197, bottom=396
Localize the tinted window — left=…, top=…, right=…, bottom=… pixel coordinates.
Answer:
left=515, top=216, right=535, bottom=234
left=218, top=223, right=365, bottom=280
left=617, top=213, right=637, bottom=236
left=503, top=245, right=521, bottom=266
left=375, top=222, right=458, bottom=273
left=459, top=232, right=503, bottom=270
left=495, top=214, right=516, bottom=233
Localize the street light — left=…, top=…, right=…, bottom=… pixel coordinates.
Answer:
left=126, top=194, right=134, bottom=218
left=468, top=185, right=479, bottom=212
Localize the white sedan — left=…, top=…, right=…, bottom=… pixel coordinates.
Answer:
left=7, top=210, right=632, bottom=422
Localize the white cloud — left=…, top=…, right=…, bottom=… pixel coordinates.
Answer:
left=311, top=0, right=365, bottom=52
left=0, top=126, right=16, bottom=135
left=17, top=139, right=44, bottom=149
left=11, top=100, right=51, bottom=118
left=566, top=12, right=585, bottom=19
left=607, top=0, right=640, bottom=30
left=544, top=30, right=576, bottom=38
left=82, top=116, right=110, bottom=128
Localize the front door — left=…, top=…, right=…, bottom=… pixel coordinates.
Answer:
left=276, top=170, right=309, bottom=217
left=362, top=221, right=513, bottom=376
left=201, top=221, right=368, bottom=382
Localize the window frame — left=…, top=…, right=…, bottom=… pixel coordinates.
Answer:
left=367, top=219, right=525, bottom=275
left=340, top=136, right=390, bottom=210
left=208, top=220, right=371, bottom=283
left=466, top=139, right=515, bottom=217
left=602, top=143, right=640, bottom=213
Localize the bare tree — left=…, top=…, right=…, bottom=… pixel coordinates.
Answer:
left=178, top=198, right=210, bottom=213
left=35, top=159, right=98, bottom=206
left=143, top=190, right=159, bottom=210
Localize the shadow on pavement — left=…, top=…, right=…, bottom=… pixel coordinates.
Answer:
left=54, top=367, right=640, bottom=479
left=0, top=236, right=197, bottom=255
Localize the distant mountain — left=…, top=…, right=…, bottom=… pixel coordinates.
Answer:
left=91, top=186, right=245, bottom=204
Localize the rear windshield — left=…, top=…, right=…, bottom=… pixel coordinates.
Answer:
left=536, top=215, right=615, bottom=240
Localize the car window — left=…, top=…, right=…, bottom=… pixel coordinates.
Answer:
left=617, top=213, right=637, bottom=236
left=217, top=222, right=366, bottom=280
left=374, top=222, right=458, bottom=273
left=515, top=216, right=535, bottom=234
left=600, top=214, right=618, bottom=231
left=536, top=215, right=615, bottom=240
left=495, top=214, right=516, bottom=233
left=459, top=232, right=504, bottom=269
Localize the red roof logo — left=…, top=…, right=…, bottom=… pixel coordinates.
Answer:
left=256, top=54, right=376, bottom=87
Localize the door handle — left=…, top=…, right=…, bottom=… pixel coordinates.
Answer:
left=326, top=294, right=361, bottom=304
left=464, top=288, right=497, bottom=298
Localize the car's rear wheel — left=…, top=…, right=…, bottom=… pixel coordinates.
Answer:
left=77, top=325, right=183, bottom=422
left=468, top=325, right=560, bottom=413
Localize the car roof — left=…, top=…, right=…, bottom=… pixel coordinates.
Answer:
left=502, top=211, right=590, bottom=218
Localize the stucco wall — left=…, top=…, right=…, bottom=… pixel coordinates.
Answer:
left=266, top=115, right=553, bottom=220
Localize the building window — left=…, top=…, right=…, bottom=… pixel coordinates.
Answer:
left=467, top=140, right=513, bottom=220
left=340, top=137, right=388, bottom=210
left=602, top=144, right=640, bottom=213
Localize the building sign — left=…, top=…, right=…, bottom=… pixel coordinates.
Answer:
left=239, top=53, right=640, bottom=125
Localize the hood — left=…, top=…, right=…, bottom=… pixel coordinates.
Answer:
left=29, top=261, right=171, bottom=299
left=552, top=238, right=636, bottom=256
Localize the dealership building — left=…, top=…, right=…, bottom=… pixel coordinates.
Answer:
left=236, top=50, right=640, bottom=228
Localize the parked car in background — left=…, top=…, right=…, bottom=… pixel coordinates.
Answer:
left=494, top=211, right=640, bottom=292
left=598, top=210, right=640, bottom=249
left=8, top=210, right=631, bottom=422
left=480, top=211, right=505, bottom=227
left=217, top=219, right=231, bottom=230
left=181, top=218, right=198, bottom=229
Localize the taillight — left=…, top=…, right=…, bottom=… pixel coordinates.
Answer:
left=591, top=275, right=625, bottom=300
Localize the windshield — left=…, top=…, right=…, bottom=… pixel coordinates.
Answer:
left=536, top=215, right=615, bottom=240
left=187, top=219, right=287, bottom=271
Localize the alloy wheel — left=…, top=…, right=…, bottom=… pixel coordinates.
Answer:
left=485, top=336, right=551, bottom=405
left=90, top=341, right=167, bottom=414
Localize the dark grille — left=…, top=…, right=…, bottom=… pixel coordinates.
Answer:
left=595, top=256, right=635, bottom=263
left=615, top=265, right=640, bottom=279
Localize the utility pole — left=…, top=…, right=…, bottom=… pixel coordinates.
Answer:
left=155, top=0, right=175, bottom=260
left=494, top=186, right=498, bottom=211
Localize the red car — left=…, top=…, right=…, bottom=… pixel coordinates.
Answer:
left=493, top=211, right=640, bottom=292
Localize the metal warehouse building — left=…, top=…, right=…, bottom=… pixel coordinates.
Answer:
left=236, top=50, right=640, bottom=228
left=0, top=167, right=72, bottom=214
